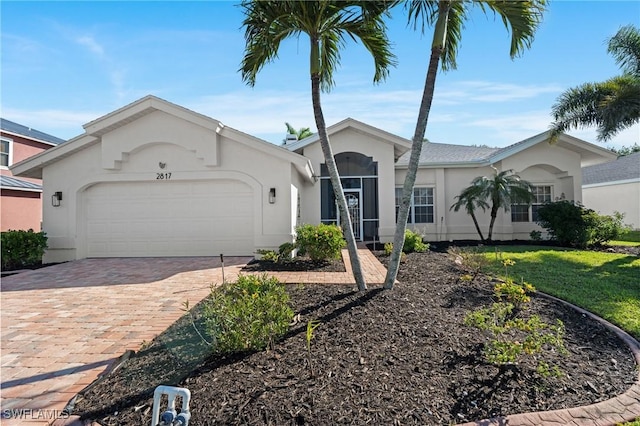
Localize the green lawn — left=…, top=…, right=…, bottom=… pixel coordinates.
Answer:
left=610, top=230, right=640, bottom=246
left=480, top=246, right=640, bottom=340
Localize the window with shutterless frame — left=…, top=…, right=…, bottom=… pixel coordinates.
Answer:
left=395, top=187, right=435, bottom=224
left=511, top=185, right=552, bottom=222
left=0, top=137, right=12, bottom=167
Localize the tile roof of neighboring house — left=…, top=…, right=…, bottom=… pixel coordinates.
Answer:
left=396, top=142, right=501, bottom=165
left=582, top=151, right=640, bottom=185
left=0, top=175, right=42, bottom=191
left=0, top=118, right=66, bottom=146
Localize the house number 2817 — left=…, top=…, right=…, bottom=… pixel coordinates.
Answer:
left=156, top=172, right=172, bottom=180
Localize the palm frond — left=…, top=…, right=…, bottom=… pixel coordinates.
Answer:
left=476, top=0, right=547, bottom=59
left=551, top=75, right=640, bottom=141
left=607, top=24, right=640, bottom=78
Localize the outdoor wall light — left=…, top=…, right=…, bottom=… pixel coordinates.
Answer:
left=52, top=191, right=63, bottom=207
left=269, top=188, right=276, bottom=204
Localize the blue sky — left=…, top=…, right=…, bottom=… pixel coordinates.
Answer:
left=2, top=1, right=639, bottom=149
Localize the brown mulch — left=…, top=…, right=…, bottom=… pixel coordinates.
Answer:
left=242, top=257, right=346, bottom=272
left=73, top=251, right=637, bottom=425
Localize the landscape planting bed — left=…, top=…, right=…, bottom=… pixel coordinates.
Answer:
left=75, top=251, right=637, bottom=425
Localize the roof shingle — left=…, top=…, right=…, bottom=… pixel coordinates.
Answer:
left=582, top=152, right=640, bottom=185
left=396, top=142, right=500, bottom=165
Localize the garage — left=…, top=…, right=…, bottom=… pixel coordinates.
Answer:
left=84, top=179, right=254, bottom=257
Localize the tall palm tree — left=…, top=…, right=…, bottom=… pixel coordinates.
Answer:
left=284, top=122, right=313, bottom=143
left=450, top=184, right=489, bottom=242
left=551, top=24, right=640, bottom=142
left=384, top=0, right=547, bottom=289
left=468, top=168, right=535, bottom=242
left=240, top=0, right=396, bottom=291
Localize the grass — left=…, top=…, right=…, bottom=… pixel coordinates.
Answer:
left=480, top=246, right=640, bottom=340
left=610, top=230, right=640, bottom=247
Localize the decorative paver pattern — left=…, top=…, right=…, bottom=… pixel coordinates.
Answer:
left=1, top=256, right=251, bottom=425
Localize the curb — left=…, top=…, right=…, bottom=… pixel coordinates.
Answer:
left=457, top=292, right=640, bottom=426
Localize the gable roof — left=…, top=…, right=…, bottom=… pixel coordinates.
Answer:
left=11, top=95, right=315, bottom=182
left=582, top=151, right=640, bottom=185
left=286, top=118, right=412, bottom=160
left=396, top=130, right=617, bottom=168
left=0, top=118, right=65, bottom=146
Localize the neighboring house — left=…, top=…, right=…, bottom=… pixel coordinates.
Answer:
left=1, top=118, right=65, bottom=231
left=582, top=152, right=640, bottom=230
left=11, top=96, right=616, bottom=263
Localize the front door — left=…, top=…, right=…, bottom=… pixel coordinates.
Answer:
left=339, top=190, right=362, bottom=241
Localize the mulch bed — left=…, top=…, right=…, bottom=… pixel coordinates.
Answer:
left=242, top=257, right=345, bottom=272
left=74, top=250, right=637, bottom=425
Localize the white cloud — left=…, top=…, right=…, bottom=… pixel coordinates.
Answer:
left=436, top=81, right=563, bottom=105
left=1, top=107, right=102, bottom=139
left=76, top=35, right=105, bottom=57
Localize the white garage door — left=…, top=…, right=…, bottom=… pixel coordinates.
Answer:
left=84, top=180, right=254, bottom=257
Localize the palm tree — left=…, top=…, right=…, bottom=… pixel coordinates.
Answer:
left=551, top=24, right=640, bottom=142
left=240, top=1, right=396, bottom=291
left=450, top=185, right=489, bottom=242
left=283, top=122, right=313, bottom=144
left=467, top=168, right=535, bottom=242
left=384, top=0, right=547, bottom=289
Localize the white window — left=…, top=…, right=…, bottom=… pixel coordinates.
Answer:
left=395, top=187, right=434, bottom=224
left=511, top=185, right=552, bottom=222
left=1, top=137, right=12, bottom=168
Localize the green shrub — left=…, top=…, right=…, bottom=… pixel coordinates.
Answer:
left=383, top=242, right=393, bottom=256
left=529, top=230, right=542, bottom=241
left=464, top=261, right=566, bottom=374
left=256, top=249, right=279, bottom=262
left=295, top=224, right=345, bottom=261
left=1, top=229, right=48, bottom=270
left=256, top=242, right=296, bottom=263
left=537, top=201, right=630, bottom=248
left=278, top=242, right=295, bottom=261
left=204, top=274, right=293, bottom=354
left=403, top=229, right=429, bottom=253
left=583, top=211, right=630, bottom=246
left=536, top=200, right=588, bottom=247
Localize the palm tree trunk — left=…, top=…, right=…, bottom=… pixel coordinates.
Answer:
left=470, top=211, right=485, bottom=242
left=310, top=75, right=366, bottom=291
left=487, top=205, right=499, bottom=242
left=384, top=2, right=450, bottom=290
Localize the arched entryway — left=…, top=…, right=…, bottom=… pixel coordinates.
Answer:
left=320, top=152, right=379, bottom=241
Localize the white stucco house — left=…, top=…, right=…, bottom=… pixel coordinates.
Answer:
left=11, top=96, right=616, bottom=263
left=582, top=152, right=640, bottom=230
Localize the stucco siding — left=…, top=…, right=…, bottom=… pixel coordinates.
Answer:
left=0, top=190, right=42, bottom=231
left=40, top=111, right=300, bottom=262
left=583, top=181, right=640, bottom=230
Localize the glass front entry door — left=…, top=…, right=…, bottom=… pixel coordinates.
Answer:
left=338, top=190, right=362, bottom=240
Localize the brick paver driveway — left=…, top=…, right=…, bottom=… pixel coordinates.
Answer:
left=0, top=256, right=251, bottom=424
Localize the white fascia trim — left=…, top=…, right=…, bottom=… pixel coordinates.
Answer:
left=582, top=178, right=640, bottom=188
left=395, top=160, right=489, bottom=169
left=10, top=134, right=98, bottom=178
